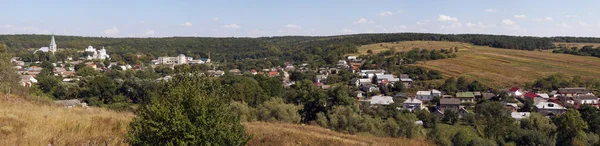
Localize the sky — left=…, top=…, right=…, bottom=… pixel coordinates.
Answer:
left=1, top=0, right=600, bottom=37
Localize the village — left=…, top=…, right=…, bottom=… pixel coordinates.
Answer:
left=11, top=35, right=597, bottom=122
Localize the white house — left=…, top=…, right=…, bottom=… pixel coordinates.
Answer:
left=432, top=89, right=442, bottom=97
left=535, top=102, right=567, bottom=116
left=20, top=75, right=37, bottom=87
left=511, top=112, right=531, bottom=121
left=376, top=74, right=400, bottom=84
left=417, top=91, right=433, bottom=101
left=347, top=56, right=357, bottom=60
left=403, top=98, right=423, bottom=112
left=509, top=87, right=523, bottom=97
left=575, top=95, right=598, bottom=105
left=84, top=46, right=110, bottom=60
left=359, top=70, right=385, bottom=79
left=370, top=95, right=394, bottom=105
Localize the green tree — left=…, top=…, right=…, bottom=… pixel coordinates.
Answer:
left=452, top=130, right=471, bottom=146
left=77, top=66, right=99, bottom=77
left=554, top=109, right=588, bottom=146
left=256, top=98, right=301, bottom=123
left=128, top=75, right=249, bottom=145
left=456, top=77, right=469, bottom=91
left=442, top=109, right=459, bottom=125
left=474, top=101, right=515, bottom=140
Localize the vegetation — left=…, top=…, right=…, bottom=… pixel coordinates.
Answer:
left=128, top=75, right=249, bottom=145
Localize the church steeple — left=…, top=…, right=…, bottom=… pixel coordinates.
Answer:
left=49, top=34, right=57, bottom=54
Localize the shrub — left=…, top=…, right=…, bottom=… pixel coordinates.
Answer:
left=128, top=75, right=249, bottom=145
left=256, top=98, right=301, bottom=123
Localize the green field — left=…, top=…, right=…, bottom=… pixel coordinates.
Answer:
left=356, top=41, right=600, bottom=88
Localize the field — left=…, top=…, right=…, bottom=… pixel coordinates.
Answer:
left=356, top=41, right=600, bottom=88
left=554, top=42, right=600, bottom=48
left=0, top=94, right=431, bottom=146
left=352, top=41, right=468, bottom=55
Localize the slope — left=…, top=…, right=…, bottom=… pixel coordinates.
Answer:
left=0, top=94, right=432, bottom=146
left=357, top=41, right=600, bottom=88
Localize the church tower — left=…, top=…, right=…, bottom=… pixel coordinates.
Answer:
left=49, top=35, right=57, bottom=54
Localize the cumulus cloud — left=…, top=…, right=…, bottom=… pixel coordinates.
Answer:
left=466, top=22, right=496, bottom=29
left=144, top=30, right=155, bottom=36
left=342, top=28, right=353, bottom=33
left=377, top=11, right=394, bottom=16
left=224, top=24, right=241, bottom=29
left=285, top=24, right=301, bottom=29
left=558, top=23, right=571, bottom=28
left=213, top=17, right=219, bottom=21
left=533, top=17, right=553, bottom=22
left=578, top=21, right=591, bottom=26
left=102, top=26, right=119, bottom=35
left=484, top=9, right=497, bottom=12
left=353, top=18, right=373, bottom=24
left=437, top=15, right=458, bottom=22
left=514, top=15, right=527, bottom=19
left=503, top=19, right=516, bottom=25
left=182, top=22, right=193, bottom=26
left=565, top=15, right=579, bottom=18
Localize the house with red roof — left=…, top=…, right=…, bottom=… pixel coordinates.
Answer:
left=508, top=87, right=523, bottom=97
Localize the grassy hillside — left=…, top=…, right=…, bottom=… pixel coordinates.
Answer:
left=245, top=122, right=432, bottom=146
left=357, top=41, right=600, bottom=87
left=0, top=94, right=431, bottom=146
left=0, top=94, right=133, bottom=146
left=354, top=41, right=469, bottom=55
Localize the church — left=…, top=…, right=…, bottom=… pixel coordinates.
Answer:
left=84, top=46, right=110, bottom=60
left=33, top=35, right=57, bottom=54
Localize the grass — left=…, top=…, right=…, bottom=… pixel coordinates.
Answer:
left=245, top=122, right=433, bottom=146
left=0, top=94, right=433, bottom=146
left=553, top=42, right=600, bottom=48
left=351, top=41, right=469, bottom=55
left=0, top=94, right=134, bottom=146
left=354, top=41, right=600, bottom=88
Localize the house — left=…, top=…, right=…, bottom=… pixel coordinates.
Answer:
left=354, top=91, right=365, bottom=99
left=509, top=87, right=523, bottom=97
left=535, top=102, right=567, bottom=117
left=62, top=71, right=76, bottom=78
left=399, top=74, right=413, bottom=87
left=511, top=112, right=531, bottom=121
left=416, top=91, right=433, bottom=101
left=352, top=78, right=372, bottom=87
left=558, top=87, right=593, bottom=97
left=20, top=75, right=37, bottom=87
left=432, top=90, right=442, bottom=97
left=360, top=83, right=379, bottom=93
left=575, top=95, right=598, bottom=106
left=458, top=108, right=470, bottom=118
left=369, top=95, right=394, bottom=105
left=504, top=102, right=520, bottom=112
left=403, top=98, right=423, bottom=112
left=394, top=93, right=408, bottom=98
left=455, top=92, right=475, bottom=103
left=376, top=74, right=400, bottom=84
left=359, top=70, right=385, bottom=78
left=54, top=99, right=87, bottom=108
left=315, top=74, right=327, bottom=83
left=538, top=93, right=550, bottom=99
left=229, top=69, right=242, bottom=75
left=481, top=93, right=496, bottom=100
left=438, top=98, right=461, bottom=111
left=347, top=56, right=357, bottom=60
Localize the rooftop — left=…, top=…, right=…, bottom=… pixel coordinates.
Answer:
left=440, top=98, right=461, bottom=105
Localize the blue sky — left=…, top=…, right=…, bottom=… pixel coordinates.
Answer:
left=1, top=0, right=599, bottom=37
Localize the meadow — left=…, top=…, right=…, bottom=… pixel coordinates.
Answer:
left=357, top=41, right=600, bottom=88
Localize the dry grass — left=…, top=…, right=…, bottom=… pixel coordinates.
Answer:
left=397, top=41, right=600, bottom=88
left=0, top=94, right=134, bottom=146
left=352, top=41, right=469, bottom=55
left=245, top=122, right=432, bottom=146
left=553, top=42, right=600, bottom=48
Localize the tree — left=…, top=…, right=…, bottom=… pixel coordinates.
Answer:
left=441, top=77, right=457, bottom=94
left=456, top=77, right=469, bottom=91
left=128, top=75, right=249, bottom=145
left=77, top=66, right=99, bottom=77
left=442, top=109, right=459, bottom=125
left=474, top=101, right=515, bottom=140
left=452, top=130, right=470, bottom=146
left=554, top=109, right=588, bottom=146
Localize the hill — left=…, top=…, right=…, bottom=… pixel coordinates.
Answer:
left=357, top=41, right=600, bottom=87
left=0, top=94, right=431, bottom=146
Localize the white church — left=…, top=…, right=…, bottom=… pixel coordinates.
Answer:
left=34, top=35, right=58, bottom=54
left=84, top=46, right=110, bottom=60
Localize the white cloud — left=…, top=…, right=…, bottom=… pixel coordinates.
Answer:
left=565, top=15, right=579, bottom=18
left=213, top=17, right=219, bottom=21
left=440, top=23, right=463, bottom=29
left=285, top=24, right=301, bottom=29
left=514, top=15, right=527, bottom=19
left=1, top=24, right=14, bottom=28
left=579, top=21, right=591, bottom=26
left=533, top=17, right=553, bottom=22
left=377, top=11, right=394, bottom=16
left=102, top=26, right=119, bottom=35
left=558, top=23, right=571, bottom=29
left=144, top=30, right=155, bottom=36
left=437, top=15, right=458, bottom=22
left=224, top=24, right=241, bottom=29
left=394, top=25, right=407, bottom=31
left=503, top=19, right=516, bottom=25
left=342, top=28, right=353, bottom=33
left=353, top=18, right=373, bottom=24
left=484, top=9, right=497, bottom=12
left=182, top=22, right=193, bottom=26
left=466, top=22, right=496, bottom=29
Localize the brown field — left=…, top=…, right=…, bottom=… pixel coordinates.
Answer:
left=1, top=94, right=431, bottom=146
left=356, top=41, right=600, bottom=88
left=245, top=122, right=432, bottom=146
left=554, top=42, right=600, bottom=48
left=352, top=41, right=469, bottom=55
left=0, top=94, right=134, bottom=146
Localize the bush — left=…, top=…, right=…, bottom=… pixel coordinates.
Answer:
left=256, top=98, right=301, bottom=123
left=228, top=101, right=257, bottom=122
left=128, top=75, right=249, bottom=145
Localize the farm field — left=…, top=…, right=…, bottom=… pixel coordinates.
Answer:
left=356, top=41, right=600, bottom=88
left=353, top=41, right=469, bottom=55
left=553, top=42, right=600, bottom=48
